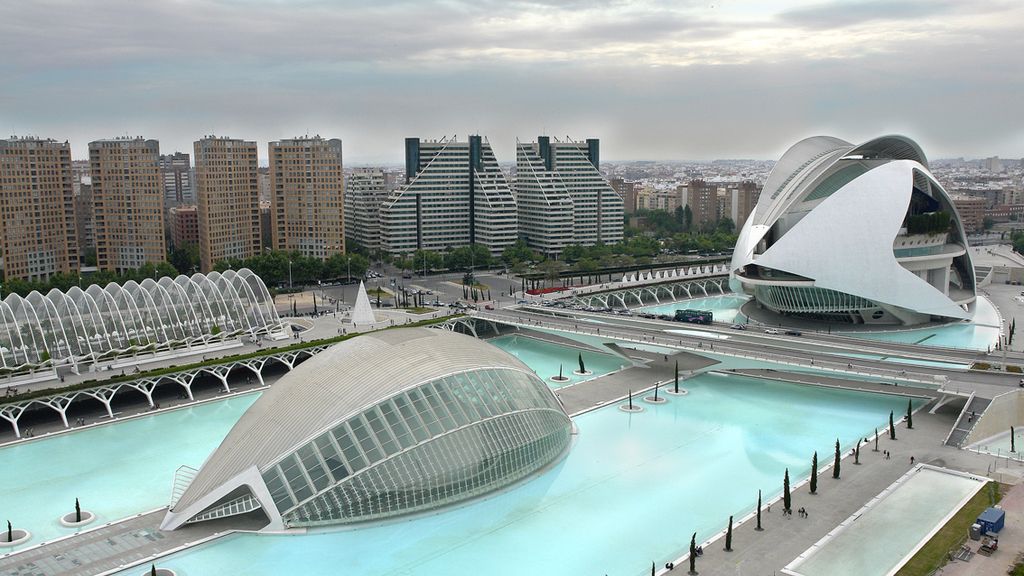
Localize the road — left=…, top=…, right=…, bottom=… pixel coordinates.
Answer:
left=474, top=306, right=1023, bottom=400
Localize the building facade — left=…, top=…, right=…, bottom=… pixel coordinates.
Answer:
left=160, top=152, right=194, bottom=207
left=730, top=135, right=975, bottom=326
left=269, top=137, right=345, bottom=260
left=515, top=136, right=624, bottom=257
left=730, top=180, right=761, bottom=228
left=344, top=168, right=387, bottom=253
left=74, top=177, right=95, bottom=258
left=89, top=137, right=166, bottom=273
left=0, top=137, right=79, bottom=281
left=380, top=136, right=517, bottom=256
left=194, top=137, right=261, bottom=272
left=686, top=179, right=719, bottom=230
left=169, top=205, right=199, bottom=249
left=951, top=195, right=986, bottom=233
left=609, top=178, right=638, bottom=214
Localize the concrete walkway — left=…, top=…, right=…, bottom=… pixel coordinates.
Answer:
left=940, top=480, right=1024, bottom=575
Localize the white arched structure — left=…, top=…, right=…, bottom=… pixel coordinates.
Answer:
left=0, top=268, right=283, bottom=372
left=731, top=135, right=976, bottom=326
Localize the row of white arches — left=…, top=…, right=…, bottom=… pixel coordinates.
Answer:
left=0, top=268, right=283, bottom=371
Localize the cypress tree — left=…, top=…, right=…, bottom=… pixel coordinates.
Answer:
left=855, top=439, right=861, bottom=465
left=151, top=565, right=157, bottom=576
left=833, top=438, right=841, bottom=479
left=874, top=427, right=879, bottom=451
left=689, top=532, right=697, bottom=575
left=889, top=411, right=897, bottom=440
left=725, top=515, right=733, bottom=551
left=783, top=468, right=791, bottom=512
left=809, top=452, right=818, bottom=494
left=1013, top=426, right=1017, bottom=453
left=674, top=359, right=680, bottom=393
left=906, top=399, right=913, bottom=429
left=75, top=497, right=81, bottom=523
left=756, top=489, right=763, bottom=531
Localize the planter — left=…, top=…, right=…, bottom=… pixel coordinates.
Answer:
left=0, top=528, right=31, bottom=546
left=60, top=510, right=96, bottom=527
left=643, top=396, right=668, bottom=404
left=549, top=375, right=570, bottom=383
left=664, top=388, right=689, bottom=396
left=141, top=569, right=177, bottom=576
left=572, top=370, right=593, bottom=376
left=619, top=404, right=644, bottom=413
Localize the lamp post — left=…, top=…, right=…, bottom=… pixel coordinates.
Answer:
left=288, top=260, right=293, bottom=289
left=346, top=255, right=351, bottom=284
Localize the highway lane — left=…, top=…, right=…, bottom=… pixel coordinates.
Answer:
left=474, top=307, right=1022, bottom=399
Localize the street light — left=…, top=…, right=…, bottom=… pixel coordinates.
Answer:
left=346, top=255, right=351, bottom=284
left=288, top=260, right=293, bottom=289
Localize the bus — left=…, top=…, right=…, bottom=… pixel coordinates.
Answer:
left=674, top=309, right=713, bottom=325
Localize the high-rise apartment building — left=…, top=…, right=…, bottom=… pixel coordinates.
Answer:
left=686, top=179, right=719, bottom=231
left=160, top=152, right=193, bottom=207
left=609, top=177, right=638, bottom=214
left=0, top=137, right=79, bottom=281
left=89, top=137, right=166, bottom=273
left=344, top=168, right=387, bottom=253
left=75, top=177, right=95, bottom=257
left=515, top=136, right=623, bottom=256
left=169, top=205, right=199, bottom=248
left=194, top=136, right=261, bottom=272
left=269, top=136, right=345, bottom=259
left=381, top=136, right=517, bottom=256
left=730, top=180, right=761, bottom=228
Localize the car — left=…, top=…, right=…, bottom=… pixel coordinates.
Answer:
left=763, top=328, right=780, bottom=334
left=402, top=272, right=413, bottom=279
left=484, top=304, right=494, bottom=310
left=729, top=324, right=746, bottom=330
left=785, top=330, right=802, bottom=336
left=516, top=299, right=529, bottom=304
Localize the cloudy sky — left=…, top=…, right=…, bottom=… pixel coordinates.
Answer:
left=1, top=0, right=1022, bottom=163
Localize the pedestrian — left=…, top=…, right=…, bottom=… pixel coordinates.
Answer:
left=910, top=456, right=915, bottom=465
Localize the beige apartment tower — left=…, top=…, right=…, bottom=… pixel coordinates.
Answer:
left=89, top=137, right=166, bottom=273
left=269, top=136, right=345, bottom=259
left=194, top=137, right=261, bottom=272
left=0, top=137, right=79, bottom=281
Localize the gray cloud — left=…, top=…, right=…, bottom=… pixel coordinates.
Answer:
left=0, top=0, right=1021, bottom=162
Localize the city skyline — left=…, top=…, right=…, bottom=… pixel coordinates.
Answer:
left=1, top=0, right=1022, bottom=164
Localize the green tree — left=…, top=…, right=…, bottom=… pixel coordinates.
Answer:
left=539, top=259, right=566, bottom=287
left=832, top=438, right=841, bottom=479
left=906, top=399, right=913, bottom=429
left=809, top=451, right=818, bottom=494
left=889, top=410, right=896, bottom=440
left=783, top=468, right=791, bottom=512
left=168, top=243, right=200, bottom=275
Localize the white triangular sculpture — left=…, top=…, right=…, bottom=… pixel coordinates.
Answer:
left=351, top=281, right=377, bottom=326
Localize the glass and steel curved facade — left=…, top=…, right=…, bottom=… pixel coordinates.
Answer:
left=262, top=367, right=571, bottom=526
left=0, top=268, right=281, bottom=370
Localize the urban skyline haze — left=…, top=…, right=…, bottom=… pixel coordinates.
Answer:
left=1, top=0, right=1022, bottom=163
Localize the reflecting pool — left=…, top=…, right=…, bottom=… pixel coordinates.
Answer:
left=0, top=394, right=258, bottom=548
left=117, top=374, right=916, bottom=576
left=488, top=334, right=629, bottom=387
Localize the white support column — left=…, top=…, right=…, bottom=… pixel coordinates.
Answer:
left=1, top=406, right=25, bottom=438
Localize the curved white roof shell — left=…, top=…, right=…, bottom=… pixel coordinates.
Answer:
left=164, top=328, right=571, bottom=530
left=0, top=268, right=281, bottom=371
left=732, top=135, right=975, bottom=325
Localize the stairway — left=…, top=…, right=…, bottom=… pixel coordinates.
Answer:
left=946, top=395, right=992, bottom=447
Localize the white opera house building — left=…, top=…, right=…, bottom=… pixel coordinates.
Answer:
left=730, top=135, right=975, bottom=326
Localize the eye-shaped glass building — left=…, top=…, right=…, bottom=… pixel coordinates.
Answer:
left=730, top=135, right=976, bottom=326
left=161, top=328, right=573, bottom=531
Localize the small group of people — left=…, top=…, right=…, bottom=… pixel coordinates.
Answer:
left=75, top=417, right=88, bottom=425
left=694, top=545, right=704, bottom=557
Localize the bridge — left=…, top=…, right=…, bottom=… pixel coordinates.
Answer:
left=0, top=344, right=329, bottom=439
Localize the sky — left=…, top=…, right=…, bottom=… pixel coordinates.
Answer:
left=1, top=0, right=1022, bottom=164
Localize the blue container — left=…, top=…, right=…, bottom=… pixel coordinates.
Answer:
left=977, top=507, right=1005, bottom=534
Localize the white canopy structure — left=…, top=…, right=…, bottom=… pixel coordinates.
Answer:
left=0, top=268, right=283, bottom=372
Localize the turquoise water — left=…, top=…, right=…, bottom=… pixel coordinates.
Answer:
left=640, top=294, right=749, bottom=323
left=117, top=374, right=916, bottom=576
left=838, top=296, right=1001, bottom=352
left=489, top=334, right=629, bottom=387
left=0, top=394, right=258, bottom=549
left=640, top=292, right=999, bottom=351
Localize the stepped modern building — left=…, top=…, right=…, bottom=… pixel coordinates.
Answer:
left=161, top=328, right=573, bottom=531
left=730, top=135, right=976, bottom=326
left=380, top=136, right=517, bottom=257
left=0, top=268, right=282, bottom=372
left=515, top=136, right=623, bottom=256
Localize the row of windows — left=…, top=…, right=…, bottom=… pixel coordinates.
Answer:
left=285, top=410, right=570, bottom=525
left=260, top=368, right=561, bottom=518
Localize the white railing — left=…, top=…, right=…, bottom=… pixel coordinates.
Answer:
left=170, top=464, right=199, bottom=507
